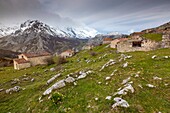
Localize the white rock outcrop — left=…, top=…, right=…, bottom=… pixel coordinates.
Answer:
left=43, top=80, right=66, bottom=95
left=47, top=74, right=61, bottom=85
left=112, top=97, right=129, bottom=108
left=6, top=86, right=21, bottom=94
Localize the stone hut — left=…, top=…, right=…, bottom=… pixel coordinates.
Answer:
left=162, top=34, right=170, bottom=48
left=110, top=38, right=128, bottom=48
left=102, top=38, right=113, bottom=44
left=13, top=52, right=52, bottom=70
left=117, top=38, right=160, bottom=52
left=60, top=49, right=75, bottom=58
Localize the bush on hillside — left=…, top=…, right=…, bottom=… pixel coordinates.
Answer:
left=53, top=56, right=67, bottom=65
left=51, top=92, right=64, bottom=105
left=89, top=51, right=97, bottom=56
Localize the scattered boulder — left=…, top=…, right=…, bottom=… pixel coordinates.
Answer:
left=95, top=97, right=99, bottom=101
left=50, top=68, right=56, bottom=72
left=77, top=70, right=93, bottom=80
left=123, top=62, right=128, bottom=68
left=152, top=55, right=157, bottom=59
left=0, top=89, right=4, bottom=92
left=105, top=77, right=111, bottom=81
left=31, top=78, right=35, bottom=82
left=6, top=86, right=21, bottom=94
left=65, top=77, right=75, bottom=83
left=11, top=79, right=20, bottom=85
left=112, top=97, right=129, bottom=109
left=100, top=59, right=116, bottom=71
left=164, top=56, right=169, bottom=59
left=43, top=80, right=66, bottom=95
left=105, top=96, right=112, bottom=100
left=110, top=69, right=117, bottom=76
left=121, top=77, right=131, bottom=85
left=22, top=77, right=30, bottom=81
left=47, top=74, right=61, bottom=85
left=153, top=76, right=162, bottom=80
left=115, top=83, right=134, bottom=95
left=146, top=84, right=156, bottom=88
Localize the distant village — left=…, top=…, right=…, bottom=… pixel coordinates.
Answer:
left=13, top=31, right=170, bottom=70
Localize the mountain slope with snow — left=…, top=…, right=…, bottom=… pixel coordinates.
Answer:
left=0, top=20, right=98, bottom=39
left=0, top=20, right=88, bottom=53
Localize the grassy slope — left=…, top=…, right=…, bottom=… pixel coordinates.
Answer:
left=0, top=45, right=170, bottom=113
left=142, top=33, right=162, bottom=42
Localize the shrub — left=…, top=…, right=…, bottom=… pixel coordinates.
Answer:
left=51, top=92, right=64, bottom=105
left=89, top=51, right=97, bottom=56
left=53, top=56, right=67, bottom=65
left=45, top=57, right=55, bottom=65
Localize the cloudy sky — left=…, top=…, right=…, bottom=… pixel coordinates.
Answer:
left=0, top=0, right=170, bottom=34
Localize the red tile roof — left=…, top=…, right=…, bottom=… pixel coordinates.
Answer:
left=63, top=49, right=74, bottom=53
left=103, top=38, right=113, bottom=41
left=14, top=58, right=30, bottom=64
left=21, top=52, right=51, bottom=58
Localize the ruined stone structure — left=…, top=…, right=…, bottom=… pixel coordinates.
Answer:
left=60, top=49, right=75, bottom=58
left=110, top=38, right=128, bottom=48
left=117, top=38, right=160, bottom=52
left=162, top=34, right=170, bottom=48
left=13, top=52, right=52, bottom=70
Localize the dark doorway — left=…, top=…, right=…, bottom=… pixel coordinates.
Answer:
left=132, top=41, right=142, bottom=47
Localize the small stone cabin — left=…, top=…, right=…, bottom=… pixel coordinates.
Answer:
left=110, top=38, right=128, bottom=48
left=117, top=38, right=160, bottom=52
left=103, top=38, right=113, bottom=44
left=60, top=49, right=75, bottom=58
left=13, top=52, right=52, bottom=70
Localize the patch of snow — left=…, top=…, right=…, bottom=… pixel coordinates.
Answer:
left=112, top=97, right=129, bottom=109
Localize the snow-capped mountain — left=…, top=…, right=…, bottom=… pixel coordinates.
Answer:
left=0, top=20, right=89, bottom=53
left=0, top=20, right=98, bottom=39
left=0, top=24, right=19, bottom=37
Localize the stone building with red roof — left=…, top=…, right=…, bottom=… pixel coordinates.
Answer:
left=13, top=52, right=52, bottom=70
left=60, top=49, right=75, bottom=58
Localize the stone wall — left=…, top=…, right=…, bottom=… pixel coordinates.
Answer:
left=14, top=61, right=31, bottom=70
left=162, top=34, right=170, bottom=48
left=28, top=56, right=52, bottom=66
left=117, top=39, right=160, bottom=52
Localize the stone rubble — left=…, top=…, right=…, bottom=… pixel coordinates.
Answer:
left=153, top=76, right=162, bottom=80
left=6, top=86, right=21, bottom=94
left=105, top=96, right=112, bottom=100
left=100, top=59, right=116, bottom=71
left=112, top=97, right=129, bottom=109
left=115, top=83, right=134, bottom=95
left=152, top=55, right=157, bottom=59
left=65, top=76, right=75, bottom=83
left=123, top=62, right=128, bottom=68
left=146, top=84, right=156, bottom=88
left=121, top=77, right=131, bottom=85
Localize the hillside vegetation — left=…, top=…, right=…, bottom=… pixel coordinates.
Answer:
left=142, top=33, right=162, bottom=42
left=0, top=45, right=170, bottom=113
